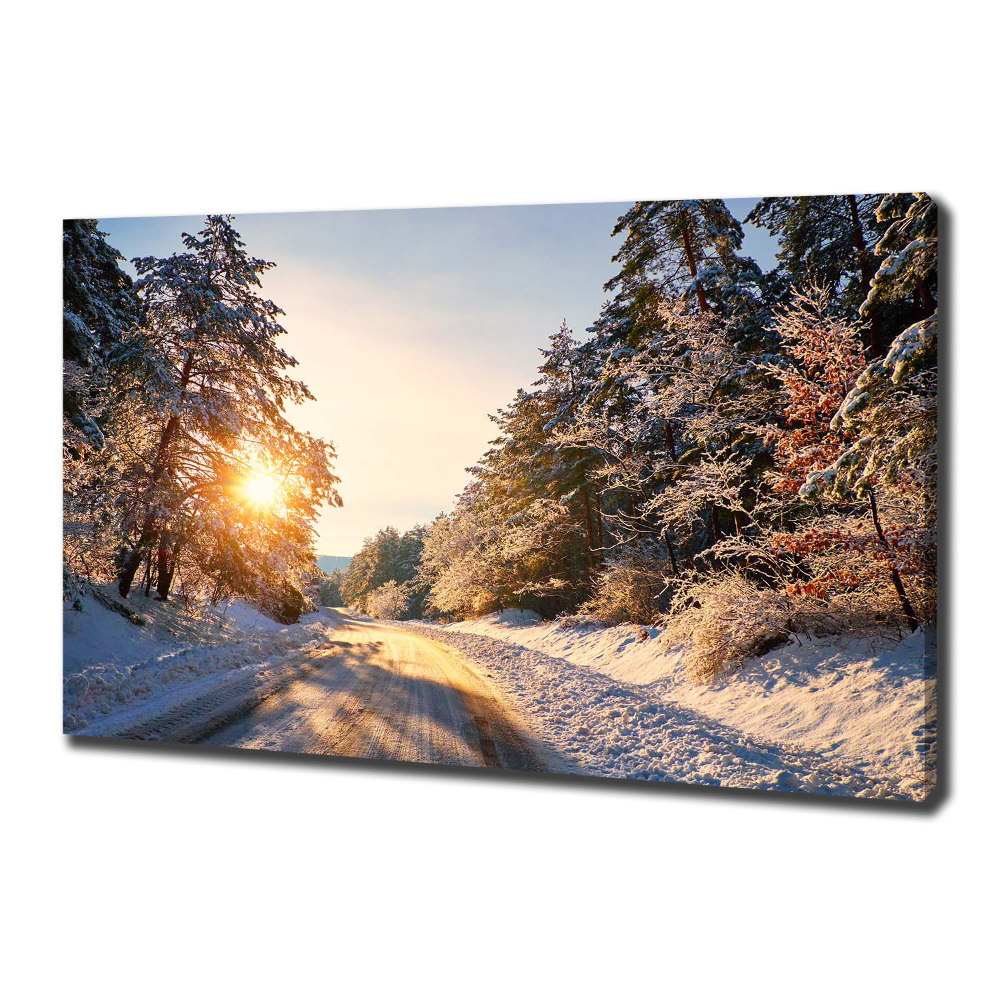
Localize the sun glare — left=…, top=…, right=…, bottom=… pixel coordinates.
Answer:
left=240, top=470, right=282, bottom=510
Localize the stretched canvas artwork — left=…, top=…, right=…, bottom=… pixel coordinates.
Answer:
left=63, top=197, right=938, bottom=800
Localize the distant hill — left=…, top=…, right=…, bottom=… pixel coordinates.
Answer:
left=316, top=555, right=352, bottom=575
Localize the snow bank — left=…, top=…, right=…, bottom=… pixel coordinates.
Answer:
left=63, top=588, right=284, bottom=675
left=441, top=610, right=677, bottom=685
left=657, top=628, right=934, bottom=786
left=215, top=599, right=287, bottom=633
left=404, top=612, right=935, bottom=800
left=64, top=587, right=335, bottom=737
left=63, top=591, right=167, bottom=676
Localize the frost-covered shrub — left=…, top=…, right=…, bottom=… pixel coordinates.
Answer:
left=662, top=573, right=798, bottom=682
left=579, top=549, right=669, bottom=625
left=767, top=512, right=935, bottom=629
left=661, top=569, right=906, bottom=682
left=365, top=580, right=409, bottom=620
left=555, top=614, right=607, bottom=631
left=763, top=285, right=936, bottom=633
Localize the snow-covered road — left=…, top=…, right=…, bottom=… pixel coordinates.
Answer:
left=198, top=610, right=560, bottom=771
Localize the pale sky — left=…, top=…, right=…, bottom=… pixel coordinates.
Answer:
left=99, top=200, right=775, bottom=557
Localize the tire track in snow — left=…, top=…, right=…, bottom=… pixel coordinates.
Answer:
left=196, top=612, right=565, bottom=771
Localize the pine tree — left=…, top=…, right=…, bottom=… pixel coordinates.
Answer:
left=468, top=385, right=591, bottom=611
left=338, top=526, right=430, bottom=618
left=861, top=193, right=937, bottom=320
left=63, top=220, right=139, bottom=604
left=534, top=321, right=605, bottom=572
left=746, top=195, right=886, bottom=348
left=607, top=199, right=766, bottom=344
left=115, top=215, right=341, bottom=598
left=341, top=527, right=403, bottom=607
left=317, top=568, right=344, bottom=607
left=63, top=219, right=137, bottom=440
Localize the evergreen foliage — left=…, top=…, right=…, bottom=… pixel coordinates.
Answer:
left=62, top=216, right=341, bottom=622
left=341, top=526, right=429, bottom=619
left=408, top=195, right=937, bottom=642
left=62, top=220, right=140, bottom=605
left=63, top=197, right=937, bottom=643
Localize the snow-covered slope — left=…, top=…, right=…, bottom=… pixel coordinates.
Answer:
left=440, top=609, right=678, bottom=685
left=64, top=588, right=290, bottom=675
left=64, top=587, right=334, bottom=735
left=403, top=611, right=935, bottom=800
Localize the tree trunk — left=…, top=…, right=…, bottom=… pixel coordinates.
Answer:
left=914, top=274, right=936, bottom=317
left=847, top=194, right=882, bottom=356
left=664, top=532, right=679, bottom=576
left=580, top=487, right=597, bottom=574
left=662, top=421, right=681, bottom=574
left=118, top=417, right=179, bottom=597
left=665, top=422, right=678, bottom=462
left=157, top=538, right=182, bottom=600
left=593, top=496, right=605, bottom=557
left=165, top=541, right=182, bottom=595
left=680, top=213, right=709, bottom=314
left=119, top=531, right=151, bottom=598
left=867, top=488, right=919, bottom=632
left=118, top=352, right=195, bottom=598
left=622, top=436, right=640, bottom=523
left=710, top=504, right=721, bottom=544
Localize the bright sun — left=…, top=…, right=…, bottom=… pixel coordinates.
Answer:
left=241, top=471, right=281, bottom=509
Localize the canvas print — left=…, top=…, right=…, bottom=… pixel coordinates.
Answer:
left=63, top=197, right=938, bottom=800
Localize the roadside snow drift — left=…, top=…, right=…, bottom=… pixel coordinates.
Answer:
left=400, top=611, right=935, bottom=800
left=64, top=588, right=336, bottom=739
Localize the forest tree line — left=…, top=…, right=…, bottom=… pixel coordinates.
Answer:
left=340, top=195, right=937, bottom=677
left=63, top=216, right=340, bottom=622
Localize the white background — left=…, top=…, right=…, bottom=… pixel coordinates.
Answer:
left=4, top=2, right=995, bottom=997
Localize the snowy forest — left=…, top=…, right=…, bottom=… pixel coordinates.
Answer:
left=64, top=197, right=936, bottom=688
left=338, top=195, right=937, bottom=679
left=63, top=216, right=342, bottom=624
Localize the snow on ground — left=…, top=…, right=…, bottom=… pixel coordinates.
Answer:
left=399, top=611, right=935, bottom=800
left=65, top=590, right=935, bottom=800
left=439, top=609, right=675, bottom=684
left=214, top=598, right=288, bottom=633
left=64, top=586, right=335, bottom=737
